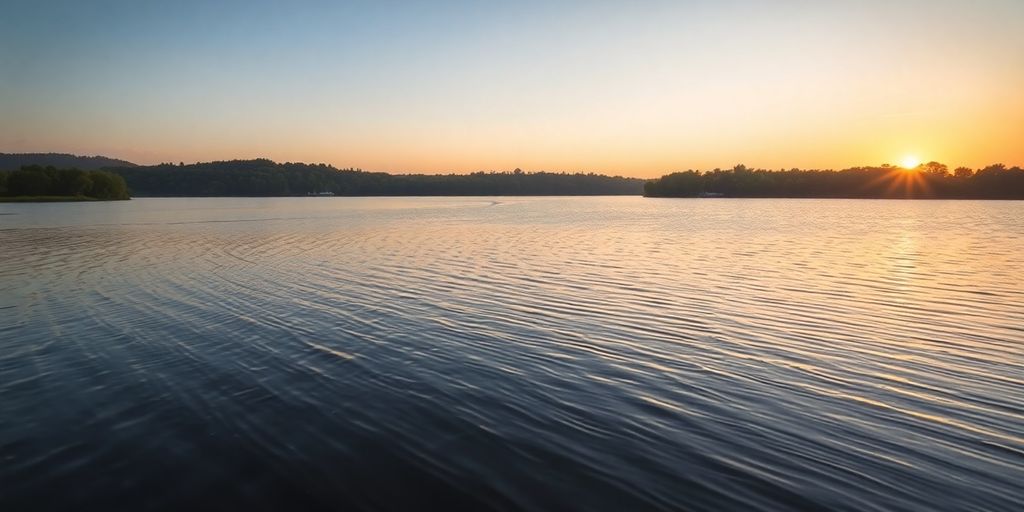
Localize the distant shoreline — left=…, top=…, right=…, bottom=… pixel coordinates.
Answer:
left=644, top=164, right=1024, bottom=200
left=4, top=156, right=1023, bottom=200
left=121, top=194, right=1021, bottom=200
left=0, top=195, right=128, bottom=203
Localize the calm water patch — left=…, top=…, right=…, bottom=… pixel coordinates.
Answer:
left=1, top=197, right=1022, bottom=511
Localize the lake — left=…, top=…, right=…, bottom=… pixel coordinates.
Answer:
left=1, top=197, right=1022, bottom=511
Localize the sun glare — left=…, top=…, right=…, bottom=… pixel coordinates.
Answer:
left=900, top=156, right=921, bottom=169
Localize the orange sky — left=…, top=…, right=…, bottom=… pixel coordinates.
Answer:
left=3, top=1, right=1022, bottom=177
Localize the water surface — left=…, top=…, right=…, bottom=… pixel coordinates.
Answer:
left=1, top=197, right=1022, bottom=511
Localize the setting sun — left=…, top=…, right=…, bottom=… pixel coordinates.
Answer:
left=900, top=156, right=922, bottom=169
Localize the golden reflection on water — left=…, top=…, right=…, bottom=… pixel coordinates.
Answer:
left=1, top=197, right=1022, bottom=510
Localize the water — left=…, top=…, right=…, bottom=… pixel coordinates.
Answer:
left=1, top=197, right=1022, bottom=511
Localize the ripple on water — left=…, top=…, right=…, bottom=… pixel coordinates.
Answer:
left=1, top=197, right=1022, bottom=511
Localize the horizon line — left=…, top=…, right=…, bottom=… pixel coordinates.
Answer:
left=3, top=151, right=1023, bottom=178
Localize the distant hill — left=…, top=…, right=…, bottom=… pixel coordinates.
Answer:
left=0, top=153, right=137, bottom=171
left=109, top=159, right=646, bottom=196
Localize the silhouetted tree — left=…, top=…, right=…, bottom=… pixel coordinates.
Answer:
left=643, top=163, right=1024, bottom=199
left=922, top=161, right=949, bottom=177
left=105, top=160, right=645, bottom=197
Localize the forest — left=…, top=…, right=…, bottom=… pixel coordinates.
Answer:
left=644, top=163, right=1024, bottom=199
left=5, top=158, right=1023, bottom=200
left=107, top=160, right=646, bottom=196
left=0, top=166, right=130, bottom=201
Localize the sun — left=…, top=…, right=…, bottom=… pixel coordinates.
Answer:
left=900, top=155, right=921, bottom=169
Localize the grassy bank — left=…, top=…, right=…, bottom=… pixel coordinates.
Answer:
left=0, top=195, right=125, bottom=203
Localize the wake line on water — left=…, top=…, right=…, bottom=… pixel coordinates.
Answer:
left=304, top=340, right=357, bottom=361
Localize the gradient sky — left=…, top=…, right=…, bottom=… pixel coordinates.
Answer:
left=2, top=0, right=1022, bottom=176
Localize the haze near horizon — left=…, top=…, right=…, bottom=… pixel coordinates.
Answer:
left=2, top=0, right=1022, bottom=176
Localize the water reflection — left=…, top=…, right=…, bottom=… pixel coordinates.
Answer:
left=1, top=197, right=1022, bottom=511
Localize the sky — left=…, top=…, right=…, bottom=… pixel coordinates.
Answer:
left=1, top=0, right=1022, bottom=177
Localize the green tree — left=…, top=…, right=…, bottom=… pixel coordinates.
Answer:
left=87, top=170, right=130, bottom=199
left=53, top=168, right=92, bottom=196
left=8, top=167, right=52, bottom=196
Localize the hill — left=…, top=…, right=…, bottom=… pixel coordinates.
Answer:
left=0, top=153, right=137, bottom=171
left=109, top=159, right=645, bottom=196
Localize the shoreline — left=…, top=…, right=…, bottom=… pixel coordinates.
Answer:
left=0, top=196, right=129, bottom=203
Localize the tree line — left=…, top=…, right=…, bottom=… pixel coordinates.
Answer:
left=644, top=163, right=1024, bottom=199
left=0, top=165, right=130, bottom=200
left=6, top=158, right=1020, bottom=200
left=107, top=160, right=646, bottom=196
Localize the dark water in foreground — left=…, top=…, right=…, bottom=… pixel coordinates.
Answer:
left=1, top=197, right=1022, bottom=511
